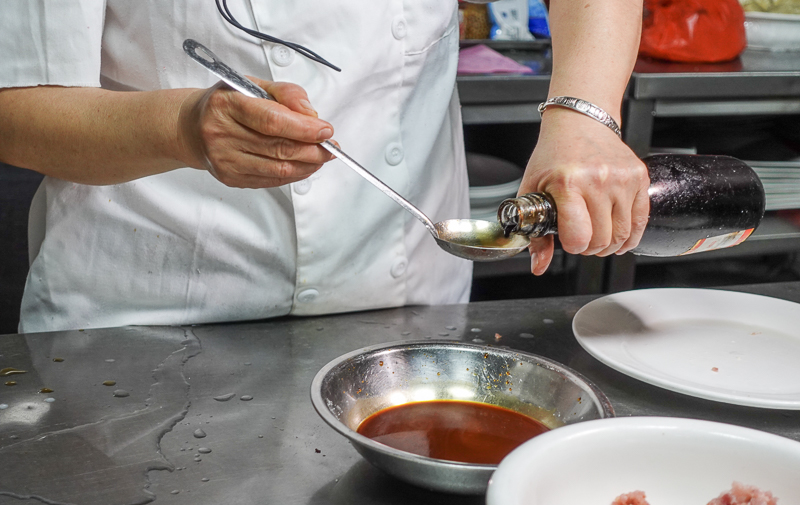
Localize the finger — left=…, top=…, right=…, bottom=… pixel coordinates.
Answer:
left=595, top=201, right=633, bottom=257
left=207, top=146, right=323, bottom=183
left=580, top=194, right=616, bottom=256
left=208, top=153, right=318, bottom=188
left=259, top=79, right=320, bottom=118
left=528, top=236, right=555, bottom=276
left=262, top=137, right=334, bottom=164
left=211, top=171, right=312, bottom=189
left=234, top=125, right=334, bottom=165
left=228, top=91, right=333, bottom=143
left=617, top=187, right=650, bottom=254
left=550, top=192, right=593, bottom=255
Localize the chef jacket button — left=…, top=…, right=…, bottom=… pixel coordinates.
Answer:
left=270, top=45, right=295, bottom=67
left=392, top=16, right=408, bottom=40
left=385, top=142, right=404, bottom=166
left=390, top=258, right=407, bottom=278
left=293, top=178, right=312, bottom=195
left=297, top=288, right=319, bottom=303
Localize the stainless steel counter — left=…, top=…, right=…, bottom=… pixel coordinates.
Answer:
left=3, top=283, right=800, bottom=504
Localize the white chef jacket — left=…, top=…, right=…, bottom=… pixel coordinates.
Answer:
left=2, top=0, right=472, bottom=333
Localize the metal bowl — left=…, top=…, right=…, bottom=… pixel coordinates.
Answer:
left=310, top=341, right=614, bottom=494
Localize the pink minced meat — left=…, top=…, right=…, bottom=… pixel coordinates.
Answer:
left=706, top=482, right=778, bottom=505
left=611, top=491, right=650, bottom=505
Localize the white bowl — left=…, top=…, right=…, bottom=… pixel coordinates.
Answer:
left=745, top=12, right=800, bottom=51
left=487, top=417, right=800, bottom=505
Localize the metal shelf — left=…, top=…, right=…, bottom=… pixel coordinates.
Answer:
left=459, top=45, right=800, bottom=293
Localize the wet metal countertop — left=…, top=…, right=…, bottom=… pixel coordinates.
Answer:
left=2, top=282, right=800, bottom=505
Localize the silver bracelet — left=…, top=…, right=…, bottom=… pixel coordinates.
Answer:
left=538, top=96, right=622, bottom=139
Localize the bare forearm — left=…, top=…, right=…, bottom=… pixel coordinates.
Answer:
left=547, top=0, right=642, bottom=121
left=0, top=86, right=199, bottom=185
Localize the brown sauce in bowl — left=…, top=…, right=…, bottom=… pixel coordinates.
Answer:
left=356, top=400, right=549, bottom=465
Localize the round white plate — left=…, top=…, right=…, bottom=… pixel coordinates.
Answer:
left=487, top=417, right=800, bottom=505
left=572, top=288, right=800, bottom=409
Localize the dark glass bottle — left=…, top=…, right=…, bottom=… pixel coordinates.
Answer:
left=497, top=154, right=766, bottom=257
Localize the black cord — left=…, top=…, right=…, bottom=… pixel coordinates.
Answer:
left=215, top=0, right=341, bottom=72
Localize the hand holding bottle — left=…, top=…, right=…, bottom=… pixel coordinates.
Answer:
left=518, top=109, right=650, bottom=275
left=504, top=153, right=765, bottom=260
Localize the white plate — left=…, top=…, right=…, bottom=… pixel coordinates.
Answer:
left=487, top=417, right=800, bottom=505
left=572, top=288, right=800, bottom=409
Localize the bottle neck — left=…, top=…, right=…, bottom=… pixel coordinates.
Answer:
left=497, top=193, right=558, bottom=238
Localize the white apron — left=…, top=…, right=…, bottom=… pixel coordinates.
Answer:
left=3, top=0, right=472, bottom=333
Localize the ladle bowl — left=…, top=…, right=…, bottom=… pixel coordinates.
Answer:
left=434, top=219, right=530, bottom=261
left=183, top=39, right=531, bottom=262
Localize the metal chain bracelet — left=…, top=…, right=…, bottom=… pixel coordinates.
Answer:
left=538, top=96, right=622, bottom=139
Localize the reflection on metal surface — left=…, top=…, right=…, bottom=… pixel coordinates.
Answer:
left=0, top=329, right=202, bottom=505
left=1, top=401, right=51, bottom=426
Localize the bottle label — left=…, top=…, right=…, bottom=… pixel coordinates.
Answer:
left=680, top=229, right=755, bottom=256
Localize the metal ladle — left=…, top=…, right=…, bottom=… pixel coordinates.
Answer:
left=183, top=39, right=530, bottom=261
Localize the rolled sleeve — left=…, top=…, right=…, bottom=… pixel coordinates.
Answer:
left=0, top=0, right=106, bottom=88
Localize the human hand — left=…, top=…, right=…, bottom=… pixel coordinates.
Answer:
left=178, top=77, right=335, bottom=188
left=519, top=109, right=650, bottom=275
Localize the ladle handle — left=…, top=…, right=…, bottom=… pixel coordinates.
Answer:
left=183, top=39, right=438, bottom=237
left=316, top=142, right=437, bottom=235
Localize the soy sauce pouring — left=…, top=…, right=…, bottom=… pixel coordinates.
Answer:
left=183, top=39, right=530, bottom=262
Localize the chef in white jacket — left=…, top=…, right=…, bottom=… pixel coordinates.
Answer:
left=0, top=0, right=648, bottom=333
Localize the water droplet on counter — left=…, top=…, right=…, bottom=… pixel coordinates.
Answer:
left=171, top=490, right=180, bottom=495
left=193, top=429, right=207, bottom=438
left=471, top=328, right=482, bottom=333
left=39, top=387, right=54, bottom=393
left=240, top=395, right=253, bottom=401
left=0, top=404, right=8, bottom=409
left=446, top=326, right=457, bottom=331
left=201, top=478, right=209, bottom=482
left=213, top=392, right=235, bottom=402
left=53, top=357, right=64, bottom=362
left=243, top=362, right=251, bottom=366
left=401, top=331, right=411, bottom=336
left=316, top=327, right=324, bottom=331
left=113, top=389, right=130, bottom=398
left=102, top=380, right=117, bottom=386
left=44, top=398, right=55, bottom=403
left=519, top=333, right=534, bottom=339
left=194, top=457, right=202, bottom=462
left=105, top=358, right=115, bottom=363
left=543, top=319, right=554, bottom=324
left=472, top=338, right=485, bottom=343
left=0, top=368, right=26, bottom=376
left=5, top=381, right=17, bottom=386
left=198, top=447, right=212, bottom=454
left=438, top=332, right=449, bottom=336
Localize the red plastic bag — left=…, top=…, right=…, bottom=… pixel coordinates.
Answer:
left=639, top=0, right=747, bottom=63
